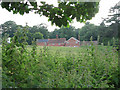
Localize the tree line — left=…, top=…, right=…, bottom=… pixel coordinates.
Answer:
left=0, top=19, right=118, bottom=46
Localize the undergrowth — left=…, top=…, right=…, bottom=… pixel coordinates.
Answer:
left=2, top=27, right=119, bottom=88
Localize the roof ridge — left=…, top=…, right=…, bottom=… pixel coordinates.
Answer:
left=67, top=37, right=80, bottom=42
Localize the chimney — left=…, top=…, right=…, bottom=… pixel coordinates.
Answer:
left=56, top=35, right=58, bottom=39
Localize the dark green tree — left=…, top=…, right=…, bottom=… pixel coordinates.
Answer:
left=33, top=32, right=43, bottom=40
left=1, top=21, right=17, bottom=37
left=79, top=23, right=98, bottom=41
left=29, top=24, right=49, bottom=39
left=99, top=1, right=120, bottom=45
left=49, top=25, right=76, bottom=40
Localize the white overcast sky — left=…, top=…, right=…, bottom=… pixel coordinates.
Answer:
left=0, top=0, right=119, bottom=32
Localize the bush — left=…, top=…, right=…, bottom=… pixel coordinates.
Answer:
left=2, top=27, right=119, bottom=88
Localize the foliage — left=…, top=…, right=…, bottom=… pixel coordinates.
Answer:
left=49, top=25, right=77, bottom=40
left=1, top=20, right=119, bottom=46
left=1, top=2, right=119, bottom=88
left=1, top=1, right=99, bottom=27
left=33, top=32, right=43, bottom=40
left=2, top=26, right=37, bottom=87
left=2, top=27, right=119, bottom=88
left=29, top=24, right=49, bottom=39
left=107, top=1, right=120, bottom=24
left=1, top=21, right=17, bottom=37
left=79, top=23, right=98, bottom=41
left=1, top=21, right=49, bottom=45
left=0, top=34, right=2, bottom=44
left=78, top=21, right=119, bottom=46
left=99, top=2, right=119, bottom=45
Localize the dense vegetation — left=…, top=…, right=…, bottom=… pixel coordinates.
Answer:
left=1, top=1, right=99, bottom=27
left=2, top=26, right=119, bottom=88
left=1, top=1, right=119, bottom=88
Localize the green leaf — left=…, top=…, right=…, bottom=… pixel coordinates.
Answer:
left=30, top=2, right=37, bottom=8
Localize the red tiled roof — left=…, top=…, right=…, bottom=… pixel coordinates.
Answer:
left=48, top=38, right=66, bottom=43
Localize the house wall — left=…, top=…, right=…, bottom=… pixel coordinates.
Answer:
left=36, top=42, right=47, bottom=46
left=65, top=38, right=80, bottom=47
left=37, top=42, right=65, bottom=46
left=48, top=43, right=64, bottom=46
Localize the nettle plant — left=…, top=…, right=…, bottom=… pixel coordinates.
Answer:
left=2, top=28, right=119, bottom=88
left=2, top=26, right=38, bottom=87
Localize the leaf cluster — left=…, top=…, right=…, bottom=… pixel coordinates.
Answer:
left=1, top=1, right=99, bottom=27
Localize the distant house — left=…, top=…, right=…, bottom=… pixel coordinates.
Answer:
left=65, top=37, right=80, bottom=47
left=36, top=36, right=98, bottom=47
left=48, top=38, right=66, bottom=46
left=36, top=39, right=48, bottom=46
left=36, top=38, right=66, bottom=46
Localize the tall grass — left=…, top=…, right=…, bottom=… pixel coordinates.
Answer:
left=2, top=27, right=119, bottom=88
left=2, top=44, right=119, bottom=88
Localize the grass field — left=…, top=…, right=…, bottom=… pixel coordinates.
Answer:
left=2, top=45, right=119, bottom=88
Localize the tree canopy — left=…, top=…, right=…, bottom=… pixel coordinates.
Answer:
left=79, top=23, right=98, bottom=41
left=105, top=1, right=120, bottom=39
left=49, top=25, right=77, bottom=40
left=1, top=21, right=17, bottom=37
left=1, top=1, right=99, bottom=27
left=0, top=20, right=49, bottom=44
